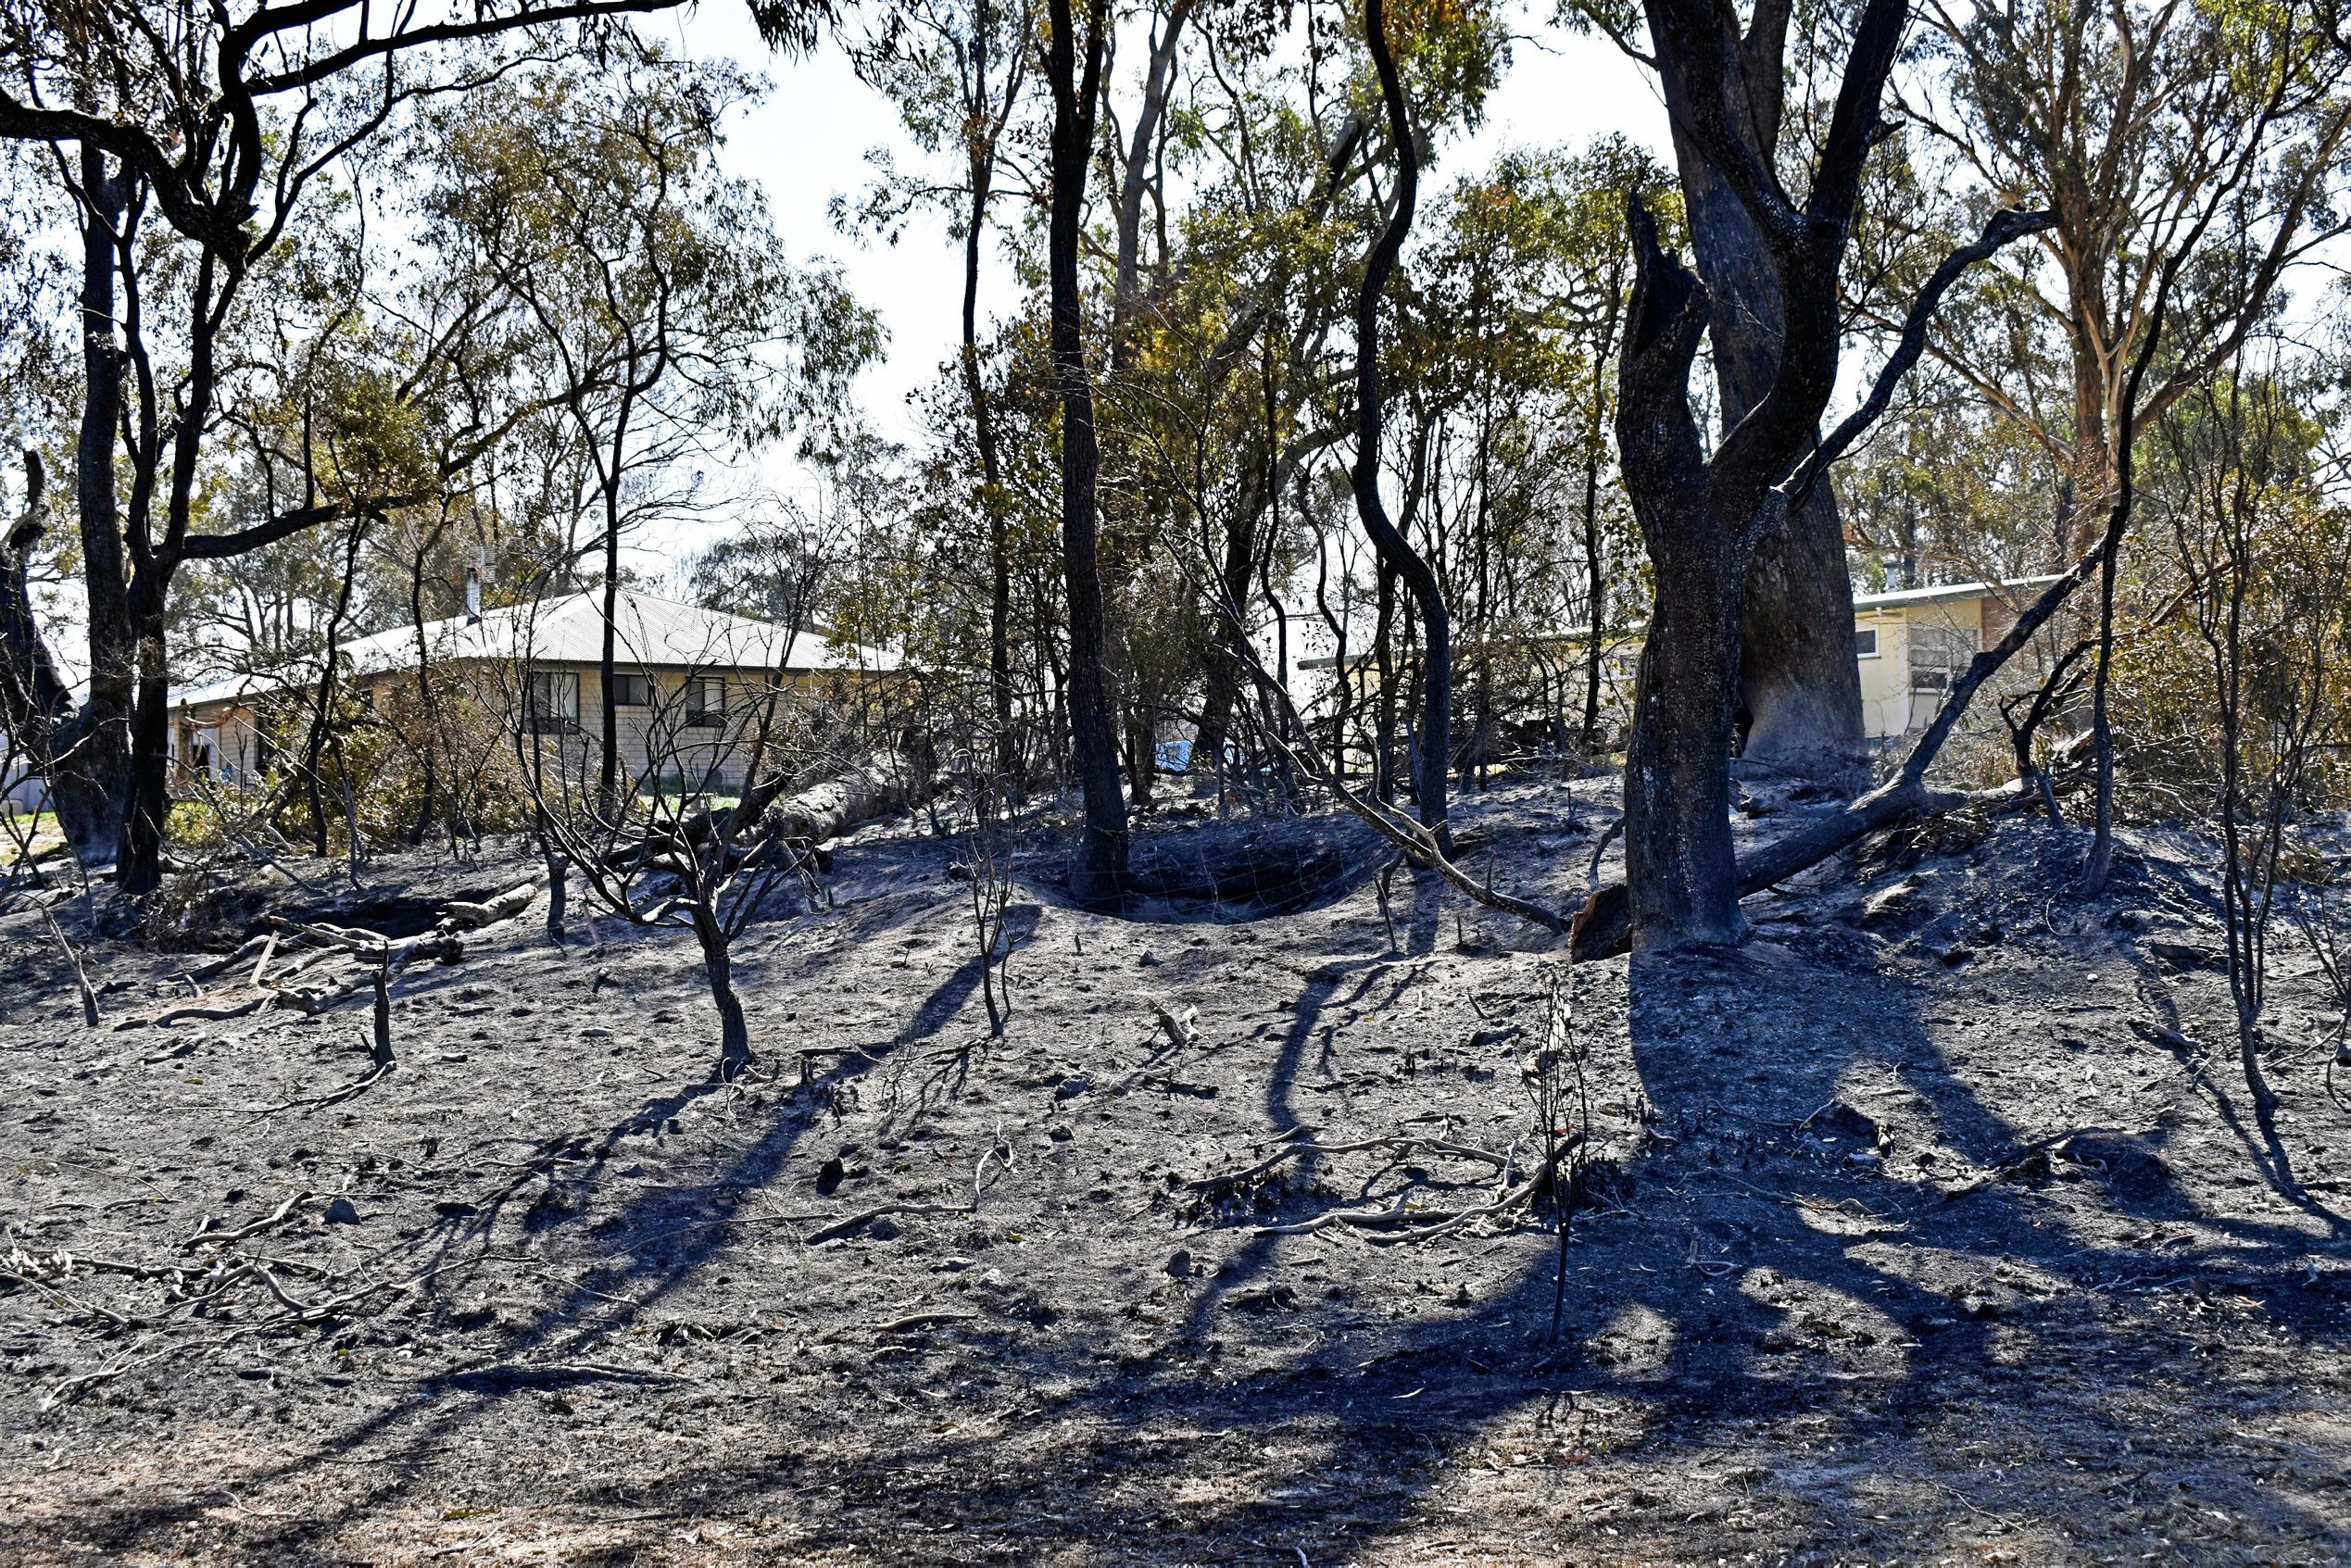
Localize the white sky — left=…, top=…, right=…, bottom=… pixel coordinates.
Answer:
left=646, top=1, right=1672, bottom=568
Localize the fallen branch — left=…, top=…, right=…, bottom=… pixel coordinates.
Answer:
left=153, top=995, right=270, bottom=1027
left=182, top=1193, right=310, bottom=1250
left=1190, top=1132, right=1508, bottom=1200
left=1249, top=1135, right=1585, bottom=1244
left=801, top=1200, right=974, bottom=1245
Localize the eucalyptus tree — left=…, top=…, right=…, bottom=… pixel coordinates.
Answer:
left=412, top=40, right=876, bottom=813
left=1901, top=0, right=2351, bottom=566
left=1340, top=0, right=1515, bottom=836
left=0, top=0, right=712, bottom=888
left=840, top=0, right=1040, bottom=784
left=1895, top=0, right=2351, bottom=889
left=1403, top=138, right=1669, bottom=768
left=1040, top=0, right=1129, bottom=903
left=1570, top=0, right=1867, bottom=783
left=1605, top=0, right=2067, bottom=947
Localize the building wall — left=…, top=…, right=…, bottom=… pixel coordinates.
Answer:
left=176, top=661, right=861, bottom=800
left=1854, top=596, right=1985, bottom=742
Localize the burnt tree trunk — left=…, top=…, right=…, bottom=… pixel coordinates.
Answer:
left=1615, top=207, right=1748, bottom=944
left=1045, top=0, right=1128, bottom=905
left=1609, top=0, right=1905, bottom=947
left=957, top=0, right=1019, bottom=789
left=1653, top=0, right=1864, bottom=784
left=65, top=144, right=135, bottom=859
left=694, top=904, right=752, bottom=1080
left=1352, top=0, right=1450, bottom=843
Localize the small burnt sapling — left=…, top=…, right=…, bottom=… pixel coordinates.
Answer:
left=961, top=763, right=1019, bottom=1036
left=522, top=654, right=832, bottom=1080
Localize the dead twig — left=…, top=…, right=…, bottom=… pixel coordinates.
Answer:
left=182, top=1192, right=310, bottom=1251
left=41, top=906, right=101, bottom=1027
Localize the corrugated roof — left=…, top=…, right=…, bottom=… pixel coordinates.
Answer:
left=173, top=587, right=899, bottom=711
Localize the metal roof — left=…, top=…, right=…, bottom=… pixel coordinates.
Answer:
left=1851, top=573, right=2064, bottom=611
left=173, top=587, right=899, bottom=711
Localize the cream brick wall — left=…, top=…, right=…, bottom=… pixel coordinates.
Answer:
left=176, top=661, right=846, bottom=799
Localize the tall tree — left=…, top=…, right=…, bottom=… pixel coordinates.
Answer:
left=415, top=44, right=868, bottom=813
left=1042, top=0, right=1128, bottom=903
left=1590, top=0, right=1868, bottom=781
left=0, top=0, right=729, bottom=889
left=843, top=0, right=1037, bottom=784
left=1613, top=0, right=1910, bottom=946
left=1352, top=0, right=1450, bottom=839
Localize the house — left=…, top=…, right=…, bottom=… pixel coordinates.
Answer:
left=1300, top=574, right=2063, bottom=747
left=1849, top=575, right=2061, bottom=740
left=170, top=587, right=900, bottom=795
left=3, top=751, right=44, bottom=813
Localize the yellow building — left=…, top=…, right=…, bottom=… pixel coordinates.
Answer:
left=170, top=587, right=899, bottom=796
left=1849, top=575, right=2059, bottom=742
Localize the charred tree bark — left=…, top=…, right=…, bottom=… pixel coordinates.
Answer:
left=695, top=904, right=752, bottom=1079
left=1575, top=552, right=2101, bottom=959
left=1045, top=0, right=1128, bottom=905
left=1615, top=207, right=1747, bottom=944
left=0, top=460, right=81, bottom=835
left=1609, top=0, right=1908, bottom=947
left=952, top=0, right=1022, bottom=789
left=1649, top=0, right=1864, bottom=784
left=64, top=144, right=135, bottom=859
left=1352, top=0, right=1450, bottom=843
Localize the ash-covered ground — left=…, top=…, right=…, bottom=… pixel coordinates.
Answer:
left=4, top=774, right=2348, bottom=1565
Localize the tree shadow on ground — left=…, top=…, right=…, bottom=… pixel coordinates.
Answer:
left=67, top=865, right=2351, bottom=1562
left=678, top=935, right=2351, bottom=1562
left=58, top=897, right=1054, bottom=1559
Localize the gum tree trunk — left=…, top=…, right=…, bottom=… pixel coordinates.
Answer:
left=1045, top=0, right=1128, bottom=904
left=1352, top=0, right=1451, bottom=842
left=1615, top=204, right=1747, bottom=944
left=1610, top=0, right=1906, bottom=947
left=66, top=144, right=135, bottom=859
left=1654, top=0, right=1864, bottom=783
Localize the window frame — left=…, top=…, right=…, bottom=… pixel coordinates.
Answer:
left=1854, top=625, right=1880, bottom=659
left=610, top=672, right=654, bottom=709
left=524, top=669, right=581, bottom=733
left=684, top=676, right=725, bottom=729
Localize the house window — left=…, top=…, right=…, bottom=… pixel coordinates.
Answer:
left=1854, top=626, right=1880, bottom=659
left=611, top=673, right=653, bottom=708
left=685, top=678, right=724, bottom=728
left=525, top=670, right=580, bottom=733
left=1910, top=622, right=1973, bottom=695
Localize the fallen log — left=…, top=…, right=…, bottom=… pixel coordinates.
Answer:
left=761, top=753, right=918, bottom=846
left=440, top=877, right=540, bottom=931
left=603, top=753, right=916, bottom=873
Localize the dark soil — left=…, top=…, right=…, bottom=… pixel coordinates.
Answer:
left=4, top=776, right=2349, bottom=1565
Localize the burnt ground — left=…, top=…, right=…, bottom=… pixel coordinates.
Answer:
left=3, top=774, right=2349, bottom=1565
